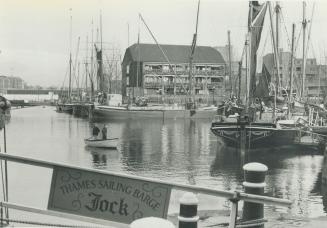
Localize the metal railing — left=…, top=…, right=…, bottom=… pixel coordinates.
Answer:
left=0, top=153, right=292, bottom=227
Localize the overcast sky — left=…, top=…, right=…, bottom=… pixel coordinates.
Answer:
left=0, top=0, right=326, bottom=87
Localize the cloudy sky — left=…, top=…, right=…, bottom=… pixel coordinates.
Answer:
left=0, top=0, right=326, bottom=87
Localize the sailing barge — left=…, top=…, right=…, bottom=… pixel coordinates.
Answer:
left=211, top=1, right=300, bottom=150
left=211, top=116, right=299, bottom=149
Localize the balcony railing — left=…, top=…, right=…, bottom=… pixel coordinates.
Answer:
left=144, top=82, right=223, bottom=89
left=143, top=69, right=225, bottom=76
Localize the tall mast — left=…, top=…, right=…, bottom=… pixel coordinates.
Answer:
left=301, top=1, right=307, bottom=98
left=238, top=41, right=246, bottom=101
left=189, top=0, right=200, bottom=104
left=68, top=8, right=72, bottom=102
left=268, top=2, right=280, bottom=122
left=275, top=2, right=281, bottom=89
left=85, top=35, right=88, bottom=92
left=246, top=2, right=253, bottom=107
left=288, top=23, right=295, bottom=118
left=245, top=35, right=249, bottom=106
left=77, top=61, right=80, bottom=100
left=275, top=2, right=281, bottom=55
left=100, top=10, right=103, bottom=93
left=91, top=19, right=94, bottom=97
left=228, top=30, right=233, bottom=94
left=136, top=15, right=140, bottom=95
left=100, top=11, right=103, bottom=56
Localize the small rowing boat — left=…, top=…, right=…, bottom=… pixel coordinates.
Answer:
left=84, top=137, right=119, bottom=148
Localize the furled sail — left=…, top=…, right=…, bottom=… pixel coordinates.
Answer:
left=248, top=1, right=267, bottom=101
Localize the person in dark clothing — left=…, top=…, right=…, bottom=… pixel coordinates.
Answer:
left=102, top=125, right=107, bottom=140
left=92, top=125, right=100, bottom=139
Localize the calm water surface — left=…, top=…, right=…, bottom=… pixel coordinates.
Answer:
left=1, top=106, right=326, bottom=221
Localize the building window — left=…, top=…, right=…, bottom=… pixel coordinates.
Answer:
left=126, top=65, right=130, bottom=74
left=162, top=65, right=169, bottom=72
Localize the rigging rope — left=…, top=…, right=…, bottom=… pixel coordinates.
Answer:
left=292, top=25, right=303, bottom=95
left=305, top=2, right=316, bottom=62
left=280, top=11, right=292, bottom=51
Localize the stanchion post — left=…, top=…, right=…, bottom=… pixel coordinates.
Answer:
left=228, top=191, right=240, bottom=228
left=178, top=192, right=199, bottom=228
left=242, top=162, right=268, bottom=228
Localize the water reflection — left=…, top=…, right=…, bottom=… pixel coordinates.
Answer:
left=90, top=116, right=327, bottom=216
left=311, top=156, right=327, bottom=214
left=5, top=107, right=327, bottom=218
left=210, top=144, right=244, bottom=190
left=86, top=147, right=119, bottom=170
left=324, top=160, right=327, bottom=213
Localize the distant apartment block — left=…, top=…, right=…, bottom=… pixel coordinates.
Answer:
left=5, top=89, right=60, bottom=103
left=122, top=43, right=226, bottom=103
left=0, top=75, right=24, bottom=93
left=214, top=45, right=245, bottom=95
left=261, top=52, right=326, bottom=98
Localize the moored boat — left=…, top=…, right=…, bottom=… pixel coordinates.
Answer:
left=211, top=116, right=299, bottom=150
left=84, top=137, right=119, bottom=148
left=93, top=104, right=217, bottom=119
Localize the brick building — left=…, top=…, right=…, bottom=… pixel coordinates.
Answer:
left=258, top=51, right=324, bottom=98
left=121, top=43, right=226, bottom=103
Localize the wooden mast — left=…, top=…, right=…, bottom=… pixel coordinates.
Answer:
left=275, top=1, right=281, bottom=92
left=90, top=19, right=94, bottom=100
left=228, top=30, right=233, bottom=95
left=136, top=15, right=140, bottom=97
left=188, top=0, right=200, bottom=107
left=268, top=2, right=280, bottom=122
left=246, top=2, right=252, bottom=108
left=301, top=1, right=307, bottom=98
left=85, top=35, right=88, bottom=95
left=68, top=8, right=72, bottom=103
left=100, top=10, right=103, bottom=93
left=288, top=24, right=296, bottom=119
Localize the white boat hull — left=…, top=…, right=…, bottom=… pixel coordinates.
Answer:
left=84, top=138, right=118, bottom=148
left=92, top=105, right=217, bottom=119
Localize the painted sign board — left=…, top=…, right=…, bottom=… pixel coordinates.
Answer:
left=48, top=166, right=172, bottom=224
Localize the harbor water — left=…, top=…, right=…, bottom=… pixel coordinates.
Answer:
left=1, top=106, right=326, bottom=225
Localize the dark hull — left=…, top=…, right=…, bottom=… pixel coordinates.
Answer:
left=211, top=122, right=299, bottom=150
left=57, top=103, right=93, bottom=117
left=312, top=126, right=327, bottom=136
left=56, top=104, right=73, bottom=114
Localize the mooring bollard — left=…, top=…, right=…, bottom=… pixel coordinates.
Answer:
left=178, top=192, right=199, bottom=228
left=242, top=162, right=268, bottom=228
left=130, top=217, right=175, bottom=228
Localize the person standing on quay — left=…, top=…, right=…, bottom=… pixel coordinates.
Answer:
left=102, top=125, right=107, bottom=140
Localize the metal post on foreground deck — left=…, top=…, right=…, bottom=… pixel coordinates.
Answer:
left=239, top=116, right=247, bottom=157
left=178, top=192, right=199, bottom=228
left=228, top=191, right=240, bottom=228
left=242, top=163, right=268, bottom=228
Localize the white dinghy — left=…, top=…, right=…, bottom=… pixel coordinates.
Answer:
left=84, top=137, right=119, bottom=148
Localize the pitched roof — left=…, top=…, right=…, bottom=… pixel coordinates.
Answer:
left=126, top=43, right=225, bottom=64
